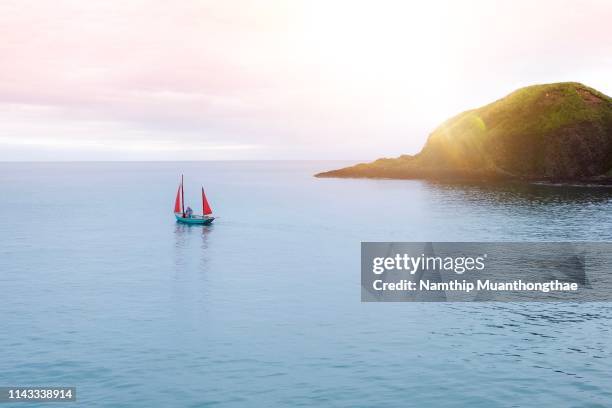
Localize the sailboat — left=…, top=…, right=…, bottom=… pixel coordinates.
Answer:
left=174, top=175, right=215, bottom=225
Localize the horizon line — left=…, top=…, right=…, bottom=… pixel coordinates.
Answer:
left=0, top=159, right=366, bottom=163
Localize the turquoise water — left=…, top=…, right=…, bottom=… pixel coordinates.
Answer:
left=1, top=161, right=612, bottom=407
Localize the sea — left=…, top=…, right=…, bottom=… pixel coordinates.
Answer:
left=1, top=161, right=611, bottom=407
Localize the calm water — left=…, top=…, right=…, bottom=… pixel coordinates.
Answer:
left=1, top=161, right=612, bottom=407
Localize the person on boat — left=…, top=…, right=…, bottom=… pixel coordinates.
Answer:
left=185, top=206, right=193, bottom=218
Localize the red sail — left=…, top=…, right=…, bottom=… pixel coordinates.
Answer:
left=174, top=183, right=182, bottom=213
left=202, top=187, right=213, bottom=215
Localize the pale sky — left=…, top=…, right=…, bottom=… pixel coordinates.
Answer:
left=1, top=0, right=611, bottom=160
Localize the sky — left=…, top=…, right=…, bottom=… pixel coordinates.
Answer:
left=0, top=0, right=611, bottom=161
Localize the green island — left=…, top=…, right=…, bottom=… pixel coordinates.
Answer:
left=316, top=82, right=612, bottom=183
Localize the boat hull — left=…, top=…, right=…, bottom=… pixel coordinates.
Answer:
left=175, top=214, right=215, bottom=225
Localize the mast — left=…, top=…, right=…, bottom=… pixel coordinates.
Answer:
left=181, top=174, right=185, bottom=216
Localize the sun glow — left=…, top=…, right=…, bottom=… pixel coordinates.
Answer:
left=287, top=1, right=461, bottom=120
